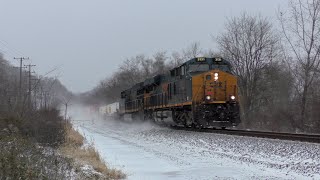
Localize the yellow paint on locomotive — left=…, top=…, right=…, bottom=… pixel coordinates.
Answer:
left=192, top=69, right=238, bottom=104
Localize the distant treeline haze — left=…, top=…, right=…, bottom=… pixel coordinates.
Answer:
left=0, top=54, right=72, bottom=118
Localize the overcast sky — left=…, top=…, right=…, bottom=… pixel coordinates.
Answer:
left=0, top=0, right=288, bottom=93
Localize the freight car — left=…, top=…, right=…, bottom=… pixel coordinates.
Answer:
left=99, top=102, right=120, bottom=118
left=119, top=57, right=240, bottom=128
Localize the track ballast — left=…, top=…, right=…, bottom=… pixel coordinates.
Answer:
left=170, top=126, right=320, bottom=143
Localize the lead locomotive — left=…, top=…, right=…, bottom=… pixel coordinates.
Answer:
left=119, top=57, right=240, bottom=128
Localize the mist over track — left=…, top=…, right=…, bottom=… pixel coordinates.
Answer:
left=69, top=105, right=320, bottom=180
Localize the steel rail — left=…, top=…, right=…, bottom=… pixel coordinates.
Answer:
left=170, top=126, right=320, bottom=143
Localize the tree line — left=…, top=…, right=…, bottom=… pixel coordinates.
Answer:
left=0, top=54, right=72, bottom=118
left=84, top=0, right=320, bottom=133
left=0, top=51, right=73, bottom=145
left=0, top=46, right=123, bottom=179
left=0, top=52, right=77, bottom=178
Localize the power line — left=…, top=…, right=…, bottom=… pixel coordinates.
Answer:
left=0, top=39, right=27, bottom=68
left=0, top=39, right=24, bottom=56
left=0, top=48, right=17, bottom=58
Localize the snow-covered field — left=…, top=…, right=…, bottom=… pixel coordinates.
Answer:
left=70, top=107, right=320, bottom=180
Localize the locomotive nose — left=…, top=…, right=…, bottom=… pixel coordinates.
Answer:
left=204, top=72, right=219, bottom=101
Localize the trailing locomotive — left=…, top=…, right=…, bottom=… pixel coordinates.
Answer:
left=119, top=57, right=240, bottom=128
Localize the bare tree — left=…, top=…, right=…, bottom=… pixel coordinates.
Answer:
left=139, top=55, right=154, bottom=77
left=217, top=13, right=280, bottom=126
left=60, top=95, right=72, bottom=121
left=153, top=51, right=168, bottom=74
left=182, top=42, right=203, bottom=59
left=203, top=49, right=221, bottom=58
left=169, top=51, right=184, bottom=67
left=119, top=56, right=144, bottom=84
left=279, top=0, right=320, bottom=127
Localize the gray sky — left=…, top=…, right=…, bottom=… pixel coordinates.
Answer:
left=0, top=0, right=288, bottom=93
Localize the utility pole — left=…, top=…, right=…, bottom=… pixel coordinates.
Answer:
left=24, top=64, right=36, bottom=108
left=63, top=97, right=72, bottom=121
left=14, top=57, right=29, bottom=103
left=43, top=91, right=50, bottom=110
left=12, top=66, right=20, bottom=107
left=64, top=102, right=68, bottom=121
left=31, top=77, right=40, bottom=109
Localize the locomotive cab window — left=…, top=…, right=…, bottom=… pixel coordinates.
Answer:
left=170, top=69, right=175, bottom=76
left=177, top=68, right=181, bottom=76
left=211, top=64, right=231, bottom=73
left=175, top=68, right=179, bottom=76
left=181, top=66, right=185, bottom=75
left=206, top=75, right=211, bottom=80
left=188, top=64, right=209, bottom=73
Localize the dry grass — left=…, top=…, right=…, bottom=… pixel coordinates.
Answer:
left=59, top=122, right=125, bottom=179
left=64, top=122, right=84, bottom=147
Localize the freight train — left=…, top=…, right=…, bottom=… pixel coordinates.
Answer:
left=118, top=57, right=240, bottom=128
left=99, top=102, right=120, bottom=118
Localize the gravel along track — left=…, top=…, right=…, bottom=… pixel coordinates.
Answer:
left=70, top=109, right=320, bottom=180
left=171, top=126, right=320, bottom=143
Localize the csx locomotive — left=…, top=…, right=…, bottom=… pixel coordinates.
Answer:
left=119, top=57, right=240, bottom=128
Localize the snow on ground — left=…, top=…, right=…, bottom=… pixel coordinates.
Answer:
left=69, top=106, right=320, bottom=180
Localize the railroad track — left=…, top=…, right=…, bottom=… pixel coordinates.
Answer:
left=170, top=126, right=320, bottom=143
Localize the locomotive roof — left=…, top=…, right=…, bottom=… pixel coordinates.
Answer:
left=121, top=57, right=232, bottom=95
left=180, top=57, right=231, bottom=67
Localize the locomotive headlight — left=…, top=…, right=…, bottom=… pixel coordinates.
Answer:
left=206, top=95, right=211, bottom=100
left=230, top=95, right=236, bottom=100
left=214, top=73, right=219, bottom=81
